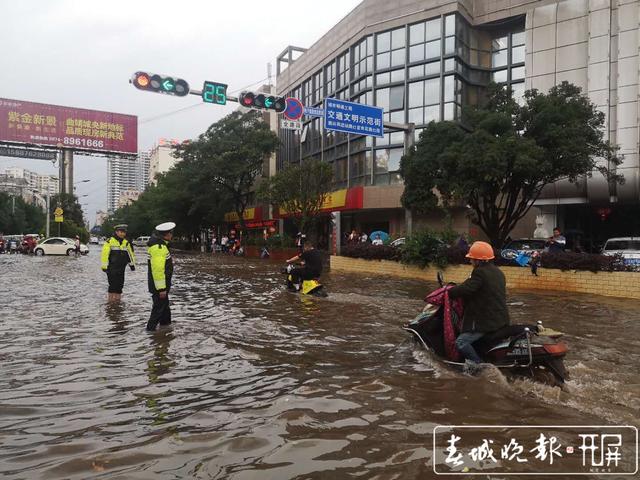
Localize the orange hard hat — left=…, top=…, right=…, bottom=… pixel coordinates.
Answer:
left=466, top=241, right=495, bottom=260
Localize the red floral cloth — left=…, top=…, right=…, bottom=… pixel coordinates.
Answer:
left=424, top=286, right=464, bottom=361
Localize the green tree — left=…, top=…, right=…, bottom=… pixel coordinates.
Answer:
left=104, top=161, right=231, bottom=244
left=48, top=193, right=88, bottom=241
left=0, top=192, right=45, bottom=234
left=173, top=110, right=280, bottom=231
left=257, top=159, right=333, bottom=234
left=400, top=82, right=622, bottom=246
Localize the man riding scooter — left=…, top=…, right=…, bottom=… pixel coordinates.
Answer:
left=285, top=241, right=325, bottom=295
left=449, top=241, right=510, bottom=370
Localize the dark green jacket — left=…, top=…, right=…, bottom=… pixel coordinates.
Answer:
left=449, top=262, right=510, bottom=333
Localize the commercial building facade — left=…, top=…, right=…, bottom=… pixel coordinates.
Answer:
left=275, top=0, right=640, bottom=249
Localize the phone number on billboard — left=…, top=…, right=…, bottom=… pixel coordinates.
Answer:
left=63, top=137, right=105, bottom=148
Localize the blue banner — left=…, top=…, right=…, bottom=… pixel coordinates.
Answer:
left=324, top=98, right=384, bottom=138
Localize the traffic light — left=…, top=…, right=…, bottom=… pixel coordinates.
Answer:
left=131, top=71, right=190, bottom=97
left=239, top=91, right=287, bottom=113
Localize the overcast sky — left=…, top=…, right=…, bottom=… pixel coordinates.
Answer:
left=0, top=0, right=361, bottom=224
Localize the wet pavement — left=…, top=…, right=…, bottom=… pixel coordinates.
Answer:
left=0, top=250, right=638, bottom=479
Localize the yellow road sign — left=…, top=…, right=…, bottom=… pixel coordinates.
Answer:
left=54, top=207, right=64, bottom=217
left=54, top=215, right=63, bottom=223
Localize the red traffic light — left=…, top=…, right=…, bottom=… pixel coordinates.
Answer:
left=240, top=92, right=255, bottom=106
left=131, top=71, right=190, bottom=97
left=239, top=91, right=287, bottom=112
left=134, top=72, right=150, bottom=88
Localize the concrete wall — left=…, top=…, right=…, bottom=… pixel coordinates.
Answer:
left=331, top=255, right=640, bottom=299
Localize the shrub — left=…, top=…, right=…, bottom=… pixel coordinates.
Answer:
left=400, top=229, right=457, bottom=269
left=342, top=243, right=400, bottom=261
left=540, top=251, right=628, bottom=273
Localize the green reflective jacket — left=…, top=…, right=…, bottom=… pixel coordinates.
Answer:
left=147, top=236, right=173, bottom=293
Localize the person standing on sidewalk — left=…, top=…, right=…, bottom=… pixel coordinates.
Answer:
left=147, top=222, right=175, bottom=331
left=101, top=225, right=136, bottom=302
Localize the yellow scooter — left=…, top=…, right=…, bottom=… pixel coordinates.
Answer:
left=283, top=263, right=328, bottom=297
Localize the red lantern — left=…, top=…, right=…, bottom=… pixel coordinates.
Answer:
left=596, top=207, right=611, bottom=221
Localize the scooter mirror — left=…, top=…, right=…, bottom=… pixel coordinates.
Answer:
left=437, top=271, right=444, bottom=287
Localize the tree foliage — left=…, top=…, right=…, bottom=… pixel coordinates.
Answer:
left=257, top=159, right=333, bottom=234
left=103, top=165, right=230, bottom=241
left=400, top=82, right=622, bottom=246
left=0, top=192, right=45, bottom=234
left=173, top=110, right=280, bottom=230
left=48, top=193, right=88, bottom=241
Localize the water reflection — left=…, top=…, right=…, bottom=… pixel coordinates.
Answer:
left=0, top=251, right=638, bottom=479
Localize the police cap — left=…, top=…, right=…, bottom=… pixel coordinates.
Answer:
left=155, top=222, right=176, bottom=232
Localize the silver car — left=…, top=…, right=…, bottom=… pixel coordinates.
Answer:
left=602, top=237, right=640, bottom=266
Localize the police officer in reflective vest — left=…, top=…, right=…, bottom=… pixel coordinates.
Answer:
left=101, top=224, right=136, bottom=301
left=147, top=222, right=175, bottom=331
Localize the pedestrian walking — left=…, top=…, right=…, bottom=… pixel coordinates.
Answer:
left=101, top=224, right=136, bottom=302
left=146, top=222, right=175, bottom=331
left=74, top=235, right=81, bottom=257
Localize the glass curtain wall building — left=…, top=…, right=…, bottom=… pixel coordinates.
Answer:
left=276, top=0, right=640, bottom=246
left=277, top=12, right=525, bottom=191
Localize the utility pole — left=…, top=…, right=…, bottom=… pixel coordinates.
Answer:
left=385, top=122, right=415, bottom=236
left=45, top=192, right=50, bottom=238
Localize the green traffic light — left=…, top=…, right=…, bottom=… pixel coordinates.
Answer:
left=162, top=79, right=174, bottom=91
left=264, top=97, right=274, bottom=108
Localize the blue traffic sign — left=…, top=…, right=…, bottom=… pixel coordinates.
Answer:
left=304, top=106, right=324, bottom=117
left=324, top=98, right=384, bottom=138
left=284, top=97, right=304, bottom=121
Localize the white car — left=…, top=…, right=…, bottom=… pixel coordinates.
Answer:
left=34, top=237, right=89, bottom=256
left=133, top=236, right=150, bottom=247
left=602, top=237, right=640, bottom=266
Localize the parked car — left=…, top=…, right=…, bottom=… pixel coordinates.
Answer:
left=601, top=237, right=640, bottom=266
left=89, top=236, right=99, bottom=244
left=34, top=237, right=89, bottom=256
left=390, top=237, right=405, bottom=248
left=133, top=236, right=150, bottom=247
left=501, top=238, right=547, bottom=261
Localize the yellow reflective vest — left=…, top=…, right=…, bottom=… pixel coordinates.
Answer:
left=147, top=237, right=172, bottom=292
left=101, top=237, right=136, bottom=271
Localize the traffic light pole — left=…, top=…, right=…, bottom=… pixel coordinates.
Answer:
left=385, top=122, right=415, bottom=236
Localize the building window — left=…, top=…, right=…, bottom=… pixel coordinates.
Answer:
left=352, top=36, right=373, bottom=79
left=407, top=77, right=441, bottom=125
left=408, top=17, right=442, bottom=64
left=376, top=27, right=406, bottom=70
left=325, top=61, right=336, bottom=96
left=376, top=85, right=404, bottom=122
left=337, top=51, right=350, bottom=89
left=313, top=70, right=322, bottom=105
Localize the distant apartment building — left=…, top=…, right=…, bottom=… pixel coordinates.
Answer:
left=0, top=167, right=58, bottom=209
left=107, top=151, right=152, bottom=212
left=95, top=210, right=109, bottom=227
left=148, top=139, right=182, bottom=185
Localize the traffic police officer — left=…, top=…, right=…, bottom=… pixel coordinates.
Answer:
left=101, top=224, right=136, bottom=301
left=147, top=222, right=175, bottom=331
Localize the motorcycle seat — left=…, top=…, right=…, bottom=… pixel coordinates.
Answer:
left=473, top=324, right=537, bottom=353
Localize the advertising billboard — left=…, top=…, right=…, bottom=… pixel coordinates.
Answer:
left=0, top=98, right=137, bottom=155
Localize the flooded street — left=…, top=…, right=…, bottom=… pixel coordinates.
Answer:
left=1, top=250, right=638, bottom=479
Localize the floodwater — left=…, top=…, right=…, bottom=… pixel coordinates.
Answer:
left=0, top=250, right=638, bottom=479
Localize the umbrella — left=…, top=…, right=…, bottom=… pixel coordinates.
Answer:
left=369, top=230, right=389, bottom=242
